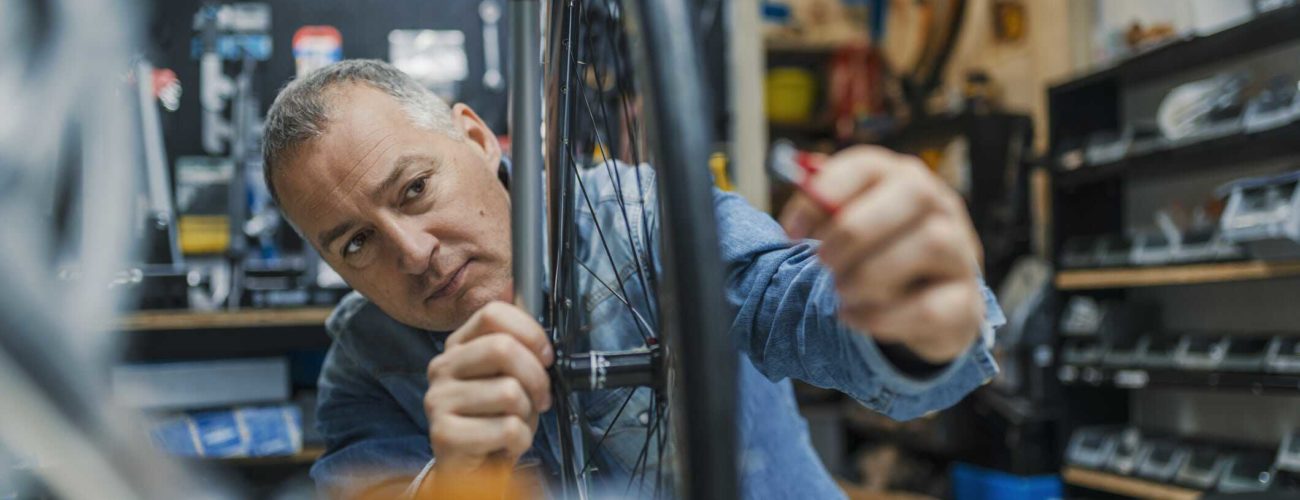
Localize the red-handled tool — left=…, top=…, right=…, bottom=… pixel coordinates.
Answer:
left=769, top=139, right=841, bottom=214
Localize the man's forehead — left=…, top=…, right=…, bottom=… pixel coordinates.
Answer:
left=277, top=89, right=417, bottom=202
left=271, top=82, right=467, bottom=240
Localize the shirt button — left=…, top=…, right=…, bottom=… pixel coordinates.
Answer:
left=637, top=411, right=650, bottom=425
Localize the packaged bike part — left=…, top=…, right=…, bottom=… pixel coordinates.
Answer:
left=1216, top=451, right=1276, bottom=493
left=1060, top=297, right=1160, bottom=341
left=1131, top=228, right=1175, bottom=266
left=1134, top=206, right=1242, bottom=265
left=1103, top=335, right=1148, bottom=368
left=1243, top=75, right=1300, bottom=132
left=1266, top=337, right=1300, bottom=373
left=1106, top=427, right=1147, bottom=475
left=1062, top=338, right=1106, bottom=366
left=1158, top=73, right=1248, bottom=143
left=1219, top=335, right=1273, bottom=372
left=1061, top=236, right=1105, bottom=269
left=1175, top=446, right=1230, bottom=490
left=1096, top=234, right=1135, bottom=267
left=1277, top=430, right=1300, bottom=475
left=1127, top=121, right=1168, bottom=157
left=1136, top=439, right=1191, bottom=482
left=1066, top=427, right=1121, bottom=469
left=1140, top=334, right=1184, bottom=370
left=1174, top=335, right=1231, bottom=370
left=1172, top=224, right=1242, bottom=264
left=175, top=156, right=235, bottom=256
left=1084, top=128, right=1132, bottom=166
left=1060, top=296, right=1104, bottom=336
left=1218, top=170, right=1300, bottom=260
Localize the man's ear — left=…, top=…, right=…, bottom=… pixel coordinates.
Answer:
left=451, top=103, right=501, bottom=173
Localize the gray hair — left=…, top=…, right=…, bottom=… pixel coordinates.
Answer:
left=261, top=59, right=461, bottom=203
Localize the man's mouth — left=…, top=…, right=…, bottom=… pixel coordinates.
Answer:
left=427, top=260, right=472, bottom=303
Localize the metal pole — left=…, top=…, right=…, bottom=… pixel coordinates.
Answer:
left=135, top=59, right=183, bottom=267
left=509, top=0, right=544, bottom=320
left=509, top=3, right=588, bottom=497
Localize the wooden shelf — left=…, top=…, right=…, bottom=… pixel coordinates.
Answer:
left=118, top=308, right=333, bottom=332
left=213, top=446, right=324, bottom=466
left=1063, top=467, right=1201, bottom=500
left=1055, top=261, right=1300, bottom=290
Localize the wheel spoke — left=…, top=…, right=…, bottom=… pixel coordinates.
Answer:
left=576, top=75, right=659, bottom=325
left=578, top=387, right=637, bottom=475
left=624, top=390, right=659, bottom=497
left=575, top=259, right=656, bottom=335
left=599, top=0, right=661, bottom=309
left=654, top=395, right=669, bottom=498
left=574, top=8, right=659, bottom=324
left=568, top=148, right=655, bottom=345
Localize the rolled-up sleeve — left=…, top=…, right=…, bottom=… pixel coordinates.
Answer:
left=711, top=189, right=1002, bottom=421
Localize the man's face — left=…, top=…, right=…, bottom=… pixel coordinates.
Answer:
left=275, top=84, right=512, bottom=331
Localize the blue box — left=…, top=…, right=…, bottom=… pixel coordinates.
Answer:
left=951, top=463, right=1062, bottom=500
left=150, top=404, right=302, bottom=458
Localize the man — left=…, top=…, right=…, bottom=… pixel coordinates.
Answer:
left=262, top=59, right=1002, bottom=499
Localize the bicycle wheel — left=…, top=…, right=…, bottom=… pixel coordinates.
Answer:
left=509, top=0, right=736, bottom=498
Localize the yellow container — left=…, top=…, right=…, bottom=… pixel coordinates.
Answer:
left=766, top=67, right=817, bottom=124
left=179, top=215, right=231, bottom=255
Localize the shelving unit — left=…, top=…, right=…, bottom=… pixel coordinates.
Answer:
left=119, top=309, right=333, bottom=472
left=1048, top=7, right=1300, bottom=497
left=1061, top=467, right=1201, bottom=500
left=1055, top=261, right=1300, bottom=290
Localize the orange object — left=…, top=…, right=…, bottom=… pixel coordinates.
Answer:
left=293, top=26, right=343, bottom=77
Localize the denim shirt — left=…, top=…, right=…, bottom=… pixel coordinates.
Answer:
left=309, top=162, right=1004, bottom=499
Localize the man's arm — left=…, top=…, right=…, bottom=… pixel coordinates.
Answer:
left=311, top=344, right=435, bottom=499
left=312, top=302, right=552, bottom=499
left=711, top=183, right=1003, bottom=421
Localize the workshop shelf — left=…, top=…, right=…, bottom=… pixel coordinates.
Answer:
left=1054, top=121, right=1300, bottom=188
left=1050, top=4, right=1300, bottom=94
left=1058, top=366, right=1300, bottom=395
left=118, top=307, right=334, bottom=332
left=1062, top=467, right=1201, bottom=500
left=214, top=446, right=325, bottom=467
left=1055, top=260, right=1300, bottom=290
left=117, top=308, right=335, bottom=362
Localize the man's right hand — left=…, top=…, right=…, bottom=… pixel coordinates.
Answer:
left=424, top=301, right=554, bottom=475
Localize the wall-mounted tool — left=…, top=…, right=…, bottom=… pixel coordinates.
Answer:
left=479, top=0, right=504, bottom=91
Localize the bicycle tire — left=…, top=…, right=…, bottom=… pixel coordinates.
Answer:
left=510, top=0, right=738, bottom=498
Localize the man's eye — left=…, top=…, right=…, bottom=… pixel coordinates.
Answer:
left=343, top=233, right=368, bottom=256
left=404, top=177, right=427, bottom=201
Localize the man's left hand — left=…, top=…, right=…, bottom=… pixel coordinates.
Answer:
left=779, top=146, right=985, bottom=364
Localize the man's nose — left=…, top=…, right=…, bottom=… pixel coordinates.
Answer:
left=387, top=219, right=439, bottom=276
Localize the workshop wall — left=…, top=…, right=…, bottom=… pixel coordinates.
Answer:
left=146, top=0, right=509, bottom=166
left=940, top=0, right=1076, bottom=152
